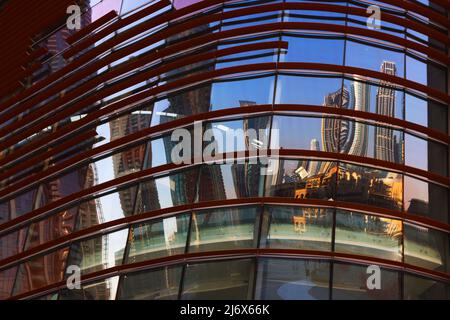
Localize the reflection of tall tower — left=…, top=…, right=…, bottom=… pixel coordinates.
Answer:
left=348, top=79, right=370, bottom=157
left=110, top=111, right=151, bottom=216
left=308, top=139, right=320, bottom=176
left=374, top=61, right=396, bottom=162
left=232, top=106, right=269, bottom=197
left=321, top=87, right=352, bottom=153
left=161, top=26, right=216, bottom=205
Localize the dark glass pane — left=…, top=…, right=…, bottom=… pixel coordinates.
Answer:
left=189, top=207, right=260, bottom=252
left=127, top=214, right=190, bottom=263
left=332, top=263, right=401, bottom=300
left=12, top=247, right=69, bottom=296
left=335, top=210, right=403, bottom=261
left=36, top=293, right=58, bottom=300
left=260, top=205, right=332, bottom=251
left=405, top=94, right=447, bottom=133
left=24, top=206, right=79, bottom=251
left=405, top=134, right=448, bottom=176
left=1, top=187, right=37, bottom=222
left=337, top=163, right=403, bottom=211
left=404, top=223, right=450, bottom=273
left=406, top=55, right=447, bottom=93
left=265, top=159, right=337, bottom=199
left=118, top=266, right=182, bottom=300
left=404, top=273, right=450, bottom=300
left=404, top=176, right=449, bottom=223
left=181, top=259, right=254, bottom=300
left=0, top=226, right=27, bottom=260
left=0, top=266, right=17, bottom=299
left=255, top=258, right=330, bottom=300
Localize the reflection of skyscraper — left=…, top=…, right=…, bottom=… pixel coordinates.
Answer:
left=232, top=112, right=269, bottom=197
left=348, top=79, right=370, bottom=157
left=110, top=111, right=151, bottom=216
left=374, top=61, right=397, bottom=162
left=159, top=26, right=220, bottom=207
left=321, top=87, right=352, bottom=154
left=308, top=139, right=320, bottom=176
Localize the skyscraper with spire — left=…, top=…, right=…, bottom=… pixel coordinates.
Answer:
left=374, top=61, right=397, bottom=162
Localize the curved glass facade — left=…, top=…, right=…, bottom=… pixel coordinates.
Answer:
left=0, top=0, right=449, bottom=300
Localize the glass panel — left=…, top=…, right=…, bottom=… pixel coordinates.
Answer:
left=286, top=9, right=346, bottom=25
left=275, top=75, right=343, bottom=106
left=404, top=273, right=450, bottom=300
left=341, top=121, right=403, bottom=164
left=343, top=77, right=404, bottom=120
left=210, top=76, right=275, bottom=111
left=73, top=185, right=138, bottom=233
left=0, top=266, right=17, bottom=299
left=332, top=263, right=401, bottom=300
left=135, top=168, right=199, bottom=213
left=405, top=94, right=447, bottom=133
left=143, top=127, right=194, bottom=169
left=265, top=159, right=338, bottom=199
left=406, top=55, right=447, bottom=93
left=189, top=206, right=260, bottom=252
left=204, top=116, right=271, bottom=154
left=216, top=36, right=279, bottom=69
left=404, top=176, right=449, bottom=223
left=272, top=116, right=325, bottom=151
left=405, top=134, right=448, bottom=176
left=255, top=258, right=330, bottom=300
left=24, top=206, right=79, bottom=251
left=66, top=229, right=128, bottom=275
left=197, top=162, right=265, bottom=201
left=0, top=226, right=27, bottom=260
left=151, top=76, right=275, bottom=126
left=1, top=187, right=37, bottom=222
left=181, top=259, right=254, bottom=300
left=280, top=34, right=344, bottom=65
left=404, top=223, right=449, bottom=273
left=345, top=40, right=405, bottom=78
left=260, top=205, right=332, bottom=251
left=127, top=214, right=190, bottom=263
left=59, top=276, right=119, bottom=300
left=335, top=210, right=403, bottom=262
left=118, top=265, right=182, bottom=300
left=337, top=163, right=403, bottom=211
left=12, top=247, right=69, bottom=296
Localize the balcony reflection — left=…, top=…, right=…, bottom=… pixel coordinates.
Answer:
left=189, top=207, right=260, bottom=252
left=260, top=206, right=332, bottom=251
left=335, top=210, right=403, bottom=261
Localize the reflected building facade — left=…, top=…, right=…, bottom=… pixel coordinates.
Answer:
left=348, top=79, right=370, bottom=157
left=375, top=61, right=397, bottom=163
left=0, top=0, right=448, bottom=301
